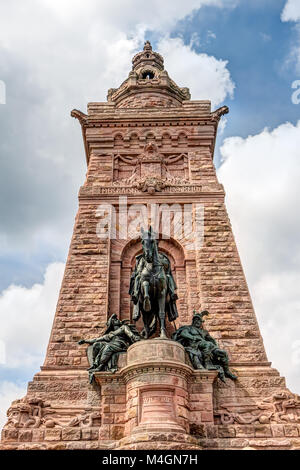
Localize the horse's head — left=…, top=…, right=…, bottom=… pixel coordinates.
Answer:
left=141, top=226, right=157, bottom=262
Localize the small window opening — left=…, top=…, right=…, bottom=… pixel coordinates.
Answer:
left=142, top=71, right=154, bottom=80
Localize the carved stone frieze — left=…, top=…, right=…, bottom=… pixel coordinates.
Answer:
left=3, top=397, right=101, bottom=430
left=215, top=391, right=300, bottom=425
left=62, top=411, right=101, bottom=428
left=4, top=398, right=55, bottom=429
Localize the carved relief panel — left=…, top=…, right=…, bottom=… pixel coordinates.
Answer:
left=113, top=143, right=190, bottom=192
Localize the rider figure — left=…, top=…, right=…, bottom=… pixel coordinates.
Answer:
left=129, top=251, right=178, bottom=321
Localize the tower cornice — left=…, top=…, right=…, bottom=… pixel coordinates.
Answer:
left=71, top=104, right=228, bottom=166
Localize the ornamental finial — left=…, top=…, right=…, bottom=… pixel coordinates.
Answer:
left=143, top=40, right=152, bottom=51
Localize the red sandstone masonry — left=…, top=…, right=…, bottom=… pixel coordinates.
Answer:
left=1, top=42, right=300, bottom=451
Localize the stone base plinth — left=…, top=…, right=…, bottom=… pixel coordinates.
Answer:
left=2, top=342, right=300, bottom=450
left=123, top=339, right=192, bottom=437
left=92, top=339, right=215, bottom=448
left=115, top=432, right=201, bottom=450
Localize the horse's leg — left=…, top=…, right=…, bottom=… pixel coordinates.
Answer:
left=142, top=280, right=151, bottom=312
left=158, top=289, right=168, bottom=339
left=141, top=310, right=150, bottom=339
left=149, top=315, right=157, bottom=337
left=132, top=300, right=140, bottom=321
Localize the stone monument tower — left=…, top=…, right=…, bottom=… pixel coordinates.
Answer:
left=1, top=41, right=300, bottom=450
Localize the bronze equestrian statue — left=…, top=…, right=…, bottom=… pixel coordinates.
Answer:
left=129, top=226, right=178, bottom=339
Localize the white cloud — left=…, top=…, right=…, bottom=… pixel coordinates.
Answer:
left=281, top=1, right=300, bottom=72
left=39, top=0, right=228, bottom=30
left=281, top=0, right=300, bottom=22
left=218, top=116, right=228, bottom=135
left=0, top=1, right=235, bottom=107
left=0, top=1, right=235, bottom=260
left=292, top=340, right=300, bottom=365
left=218, top=121, right=300, bottom=392
left=0, top=381, right=27, bottom=431
left=158, top=36, right=235, bottom=107
left=252, top=272, right=300, bottom=387
left=0, top=262, right=65, bottom=369
left=0, top=262, right=64, bottom=430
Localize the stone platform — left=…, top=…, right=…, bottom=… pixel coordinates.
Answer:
left=0, top=339, right=215, bottom=450
left=2, top=338, right=300, bottom=450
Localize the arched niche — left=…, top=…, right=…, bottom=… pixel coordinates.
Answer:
left=109, top=236, right=189, bottom=326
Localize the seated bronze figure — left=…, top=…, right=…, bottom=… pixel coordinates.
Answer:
left=172, top=310, right=237, bottom=382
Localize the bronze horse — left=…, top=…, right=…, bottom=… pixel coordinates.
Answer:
left=129, top=227, right=178, bottom=339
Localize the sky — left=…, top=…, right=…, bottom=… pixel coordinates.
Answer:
left=0, top=0, right=300, bottom=429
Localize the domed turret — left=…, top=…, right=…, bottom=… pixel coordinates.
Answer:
left=107, top=41, right=190, bottom=108
left=132, top=40, right=164, bottom=75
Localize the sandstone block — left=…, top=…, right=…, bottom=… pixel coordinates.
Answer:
left=61, top=427, right=81, bottom=441
left=45, top=429, right=62, bottom=441
left=284, top=425, right=299, bottom=437
left=201, top=411, right=214, bottom=423
left=218, top=425, right=236, bottom=438
left=102, top=413, right=114, bottom=424
left=18, top=430, right=32, bottom=442
left=254, top=425, right=272, bottom=438
left=31, top=429, right=45, bottom=442
left=271, top=424, right=285, bottom=437
left=98, top=425, right=110, bottom=440
left=235, top=425, right=255, bottom=438
left=111, top=425, right=124, bottom=440
left=2, top=429, right=19, bottom=442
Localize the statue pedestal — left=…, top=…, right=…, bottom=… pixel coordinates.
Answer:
left=95, top=339, right=217, bottom=449
left=124, top=339, right=189, bottom=436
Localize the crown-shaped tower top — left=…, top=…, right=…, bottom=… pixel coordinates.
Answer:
left=131, top=40, right=164, bottom=72
left=107, top=40, right=191, bottom=108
